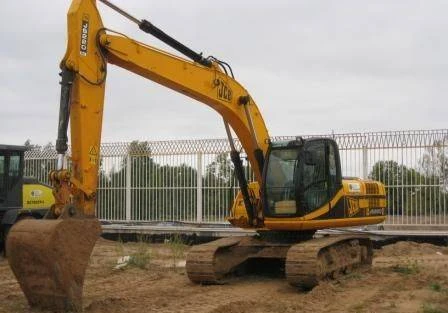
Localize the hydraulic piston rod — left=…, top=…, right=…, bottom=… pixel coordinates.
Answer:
left=98, top=0, right=212, bottom=67
left=55, top=67, right=75, bottom=170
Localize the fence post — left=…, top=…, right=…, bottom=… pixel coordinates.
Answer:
left=362, top=145, right=368, bottom=179
left=125, top=154, right=131, bottom=221
left=196, top=152, right=203, bottom=223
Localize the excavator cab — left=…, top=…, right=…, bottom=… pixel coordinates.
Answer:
left=0, top=145, right=25, bottom=216
left=263, top=138, right=341, bottom=217
left=0, top=146, right=26, bottom=247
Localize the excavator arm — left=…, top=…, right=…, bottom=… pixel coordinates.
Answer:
left=55, top=0, right=270, bottom=224
left=7, top=0, right=270, bottom=311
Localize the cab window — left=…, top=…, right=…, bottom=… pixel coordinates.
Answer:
left=299, top=140, right=341, bottom=214
left=9, top=155, right=21, bottom=187
left=328, top=143, right=338, bottom=194
left=265, top=148, right=299, bottom=215
left=0, top=156, right=5, bottom=202
left=301, top=142, right=327, bottom=213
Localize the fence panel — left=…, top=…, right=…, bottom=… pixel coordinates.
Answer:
left=24, top=129, right=448, bottom=227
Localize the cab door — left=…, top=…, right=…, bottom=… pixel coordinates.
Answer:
left=0, top=150, right=24, bottom=212
left=298, top=139, right=342, bottom=216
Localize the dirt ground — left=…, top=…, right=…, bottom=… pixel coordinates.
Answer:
left=0, top=238, right=447, bottom=313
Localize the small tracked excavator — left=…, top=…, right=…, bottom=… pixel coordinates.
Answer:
left=6, top=0, right=387, bottom=311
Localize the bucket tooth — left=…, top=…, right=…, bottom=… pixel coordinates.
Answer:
left=6, top=218, right=101, bottom=312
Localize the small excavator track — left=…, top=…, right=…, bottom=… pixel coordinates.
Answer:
left=286, top=235, right=372, bottom=289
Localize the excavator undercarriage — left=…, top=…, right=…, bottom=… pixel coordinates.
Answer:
left=187, top=233, right=373, bottom=289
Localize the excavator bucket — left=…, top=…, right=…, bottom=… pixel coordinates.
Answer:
left=6, top=218, right=101, bottom=312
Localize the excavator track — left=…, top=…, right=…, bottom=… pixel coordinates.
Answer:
left=187, top=234, right=373, bottom=288
left=186, top=237, right=242, bottom=283
left=286, top=235, right=372, bottom=289
left=186, top=236, right=290, bottom=284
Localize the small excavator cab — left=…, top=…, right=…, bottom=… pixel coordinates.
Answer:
left=0, top=145, right=25, bottom=214
left=0, top=145, right=26, bottom=246
left=263, top=138, right=342, bottom=217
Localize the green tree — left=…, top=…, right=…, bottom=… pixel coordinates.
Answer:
left=370, top=160, right=447, bottom=216
left=418, top=137, right=448, bottom=216
left=203, top=152, right=247, bottom=220
left=97, top=141, right=198, bottom=221
left=420, top=137, right=448, bottom=189
left=370, top=161, right=412, bottom=215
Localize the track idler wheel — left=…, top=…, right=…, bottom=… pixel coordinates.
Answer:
left=6, top=218, right=101, bottom=312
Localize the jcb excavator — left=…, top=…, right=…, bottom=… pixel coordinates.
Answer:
left=6, top=0, right=387, bottom=311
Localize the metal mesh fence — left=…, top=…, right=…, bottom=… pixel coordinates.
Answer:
left=24, top=129, right=448, bottom=226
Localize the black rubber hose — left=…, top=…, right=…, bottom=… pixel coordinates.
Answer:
left=230, top=150, right=254, bottom=224
left=55, top=68, right=75, bottom=155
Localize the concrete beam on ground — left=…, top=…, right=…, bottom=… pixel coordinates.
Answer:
left=101, top=222, right=448, bottom=240
left=101, top=222, right=255, bottom=238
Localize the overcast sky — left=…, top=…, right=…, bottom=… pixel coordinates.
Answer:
left=0, top=1, right=447, bottom=146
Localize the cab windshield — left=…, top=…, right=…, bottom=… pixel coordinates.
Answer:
left=265, top=148, right=299, bottom=215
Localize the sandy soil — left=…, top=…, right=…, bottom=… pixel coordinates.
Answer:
left=0, top=238, right=447, bottom=313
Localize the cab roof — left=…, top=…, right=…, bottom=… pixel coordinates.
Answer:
left=0, top=144, right=28, bottom=152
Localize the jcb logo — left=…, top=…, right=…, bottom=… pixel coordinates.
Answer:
left=346, top=197, right=360, bottom=217
left=216, top=79, right=232, bottom=102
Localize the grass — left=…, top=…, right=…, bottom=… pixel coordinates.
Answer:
left=129, top=235, right=152, bottom=269
left=344, top=272, right=363, bottom=280
left=422, top=303, right=444, bottom=313
left=429, top=282, right=448, bottom=296
left=115, top=235, right=125, bottom=257
left=128, top=248, right=151, bottom=269
left=430, top=282, right=442, bottom=292
left=351, top=302, right=366, bottom=313
left=391, top=260, right=420, bottom=275
left=165, top=234, right=186, bottom=271
left=116, top=235, right=152, bottom=270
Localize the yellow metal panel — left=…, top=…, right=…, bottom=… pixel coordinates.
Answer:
left=264, top=216, right=385, bottom=230
left=22, top=184, right=54, bottom=209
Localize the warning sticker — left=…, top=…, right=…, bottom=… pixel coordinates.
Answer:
left=89, top=145, right=98, bottom=165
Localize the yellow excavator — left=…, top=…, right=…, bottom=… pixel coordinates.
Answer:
left=6, top=0, right=387, bottom=311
